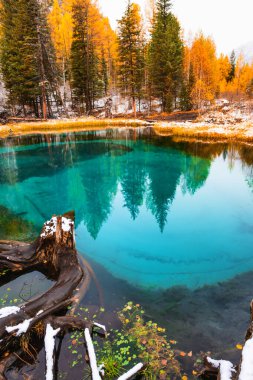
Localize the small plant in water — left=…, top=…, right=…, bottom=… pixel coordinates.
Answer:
left=66, top=303, right=181, bottom=379
left=97, top=302, right=181, bottom=379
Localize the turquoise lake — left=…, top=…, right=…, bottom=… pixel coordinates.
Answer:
left=0, top=128, right=253, bottom=292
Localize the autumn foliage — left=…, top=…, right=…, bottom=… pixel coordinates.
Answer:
left=0, top=0, right=252, bottom=116
left=183, top=33, right=253, bottom=107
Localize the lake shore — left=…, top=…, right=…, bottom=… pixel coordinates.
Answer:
left=0, top=117, right=151, bottom=138
left=154, top=120, right=253, bottom=144
left=1, top=116, right=253, bottom=144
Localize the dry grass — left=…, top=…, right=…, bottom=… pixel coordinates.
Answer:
left=1, top=116, right=253, bottom=144
left=0, top=117, right=149, bottom=138
left=154, top=121, right=253, bottom=143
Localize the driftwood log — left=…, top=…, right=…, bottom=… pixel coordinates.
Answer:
left=0, top=212, right=143, bottom=380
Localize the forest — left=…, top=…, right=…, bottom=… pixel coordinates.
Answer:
left=0, top=0, right=252, bottom=119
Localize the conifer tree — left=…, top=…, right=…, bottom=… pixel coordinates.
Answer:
left=180, top=63, right=194, bottom=111
left=226, top=50, right=236, bottom=82
left=148, top=0, right=183, bottom=112
left=117, top=1, right=145, bottom=117
left=0, top=0, right=58, bottom=117
left=70, top=0, right=102, bottom=113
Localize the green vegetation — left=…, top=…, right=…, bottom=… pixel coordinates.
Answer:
left=148, top=0, right=183, bottom=112
left=67, top=302, right=181, bottom=380
left=117, top=2, right=145, bottom=116
left=0, top=0, right=58, bottom=117
left=0, top=206, right=36, bottom=241
left=70, top=0, right=103, bottom=113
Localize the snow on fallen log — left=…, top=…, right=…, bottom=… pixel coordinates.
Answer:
left=84, top=328, right=102, bottom=380
left=238, top=336, right=253, bottom=380
left=93, top=322, right=106, bottom=333
left=6, top=318, right=33, bottom=336
left=0, top=306, right=20, bottom=319
left=44, top=324, right=60, bottom=380
left=207, top=357, right=235, bottom=380
left=117, top=363, right=144, bottom=380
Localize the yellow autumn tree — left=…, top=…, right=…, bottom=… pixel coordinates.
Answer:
left=217, top=54, right=231, bottom=94
left=190, top=33, right=218, bottom=108
left=48, top=0, right=73, bottom=101
left=48, top=0, right=118, bottom=102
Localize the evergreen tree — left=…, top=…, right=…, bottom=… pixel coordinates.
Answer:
left=117, top=1, right=145, bottom=117
left=148, top=0, right=183, bottom=112
left=180, top=63, right=194, bottom=111
left=226, top=50, right=236, bottom=82
left=101, top=50, right=109, bottom=96
left=70, top=0, right=102, bottom=113
left=0, top=0, right=58, bottom=117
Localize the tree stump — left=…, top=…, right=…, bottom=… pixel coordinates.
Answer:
left=0, top=212, right=144, bottom=380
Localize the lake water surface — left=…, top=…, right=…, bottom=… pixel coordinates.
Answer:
left=1, top=127, right=253, bottom=356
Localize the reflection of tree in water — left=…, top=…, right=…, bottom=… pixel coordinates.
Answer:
left=145, top=151, right=184, bottom=232
left=0, top=206, right=36, bottom=241
left=77, top=155, right=118, bottom=239
left=4, top=131, right=253, bottom=239
left=121, top=156, right=147, bottom=220
left=181, top=155, right=211, bottom=195
left=0, top=139, right=18, bottom=185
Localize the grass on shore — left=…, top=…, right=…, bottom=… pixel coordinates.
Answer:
left=1, top=116, right=253, bottom=144
left=0, top=117, right=150, bottom=138
left=154, top=121, right=253, bottom=143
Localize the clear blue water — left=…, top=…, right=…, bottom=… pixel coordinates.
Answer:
left=0, top=128, right=253, bottom=291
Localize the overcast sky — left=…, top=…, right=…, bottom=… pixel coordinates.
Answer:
left=98, top=0, right=253, bottom=55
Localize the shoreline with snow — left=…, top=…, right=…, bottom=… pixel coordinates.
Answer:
left=1, top=116, right=253, bottom=144
left=154, top=120, right=253, bottom=144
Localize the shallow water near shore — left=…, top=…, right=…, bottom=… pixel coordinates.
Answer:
left=0, top=127, right=253, bottom=362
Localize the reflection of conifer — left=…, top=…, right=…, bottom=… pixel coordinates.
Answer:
left=181, top=156, right=211, bottom=195
left=146, top=151, right=183, bottom=231
left=78, top=146, right=118, bottom=239
left=121, top=163, right=147, bottom=220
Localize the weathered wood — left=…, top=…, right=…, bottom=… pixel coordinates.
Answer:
left=0, top=212, right=90, bottom=378
left=0, top=212, right=144, bottom=380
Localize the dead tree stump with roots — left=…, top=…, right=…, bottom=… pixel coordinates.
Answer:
left=0, top=212, right=144, bottom=380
